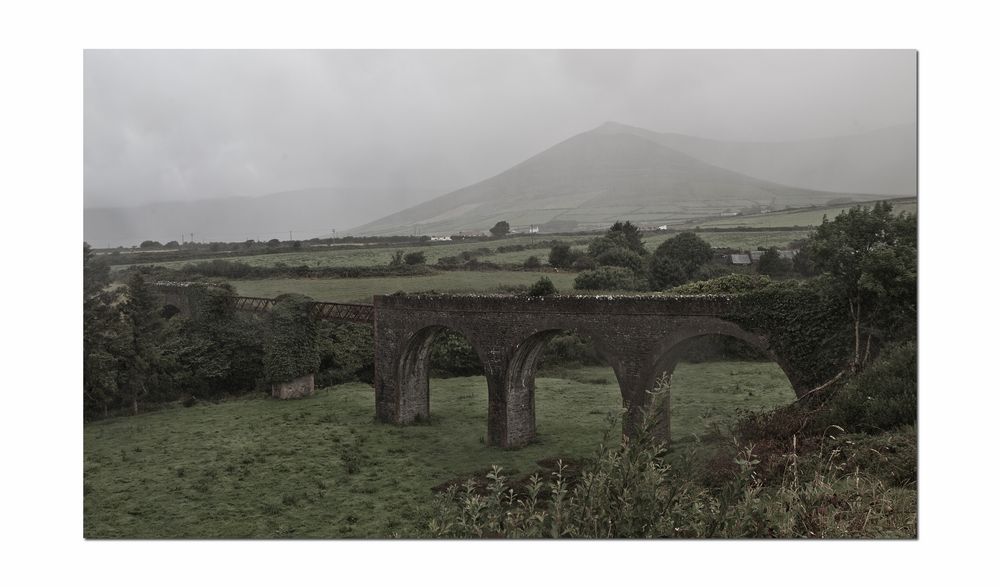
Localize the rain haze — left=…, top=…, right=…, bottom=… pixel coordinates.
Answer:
left=84, top=50, right=916, bottom=245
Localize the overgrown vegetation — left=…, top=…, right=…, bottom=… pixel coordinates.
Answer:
left=263, top=295, right=321, bottom=384
left=429, top=376, right=916, bottom=538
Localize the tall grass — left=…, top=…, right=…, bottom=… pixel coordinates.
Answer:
left=429, top=378, right=916, bottom=538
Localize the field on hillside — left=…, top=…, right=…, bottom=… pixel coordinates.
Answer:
left=84, top=361, right=796, bottom=538
left=110, top=229, right=813, bottom=275
left=110, top=235, right=586, bottom=271
left=644, top=230, right=812, bottom=251
left=692, top=198, right=917, bottom=230
left=230, top=271, right=580, bottom=302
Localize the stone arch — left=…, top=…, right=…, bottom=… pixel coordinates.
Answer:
left=503, top=327, right=619, bottom=447
left=645, top=317, right=800, bottom=398
left=636, top=317, right=801, bottom=442
left=395, top=324, right=487, bottom=425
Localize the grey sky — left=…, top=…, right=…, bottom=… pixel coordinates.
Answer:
left=84, top=49, right=916, bottom=209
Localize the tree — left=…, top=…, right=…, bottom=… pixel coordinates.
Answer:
left=404, top=251, right=426, bottom=265
left=389, top=250, right=405, bottom=267
left=647, top=255, right=688, bottom=290
left=652, top=232, right=714, bottom=278
left=84, top=244, right=120, bottom=418
left=160, top=286, right=265, bottom=398
left=805, top=201, right=916, bottom=370
left=139, top=240, right=162, bottom=249
left=548, top=243, right=579, bottom=268
left=116, top=272, right=167, bottom=415
left=574, top=266, right=641, bottom=291
left=489, top=221, right=511, bottom=238
left=756, top=247, right=792, bottom=277
left=595, top=247, right=645, bottom=273
left=588, top=221, right=647, bottom=258
left=523, top=255, right=541, bottom=269
left=528, top=276, right=557, bottom=296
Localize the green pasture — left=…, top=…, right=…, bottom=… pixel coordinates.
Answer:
left=110, top=235, right=568, bottom=272
left=230, top=271, right=580, bottom=302
left=84, top=361, right=796, bottom=538
left=692, top=198, right=917, bottom=230
left=111, top=228, right=815, bottom=274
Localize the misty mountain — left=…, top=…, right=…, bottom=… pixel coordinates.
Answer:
left=348, top=123, right=886, bottom=236
left=84, top=186, right=439, bottom=248
left=600, top=121, right=917, bottom=196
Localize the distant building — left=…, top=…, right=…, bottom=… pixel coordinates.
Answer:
left=730, top=254, right=752, bottom=265
left=430, top=235, right=452, bottom=242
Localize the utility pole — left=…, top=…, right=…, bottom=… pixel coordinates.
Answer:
left=190, top=233, right=194, bottom=243
left=289, top=230, right=293, bottom=241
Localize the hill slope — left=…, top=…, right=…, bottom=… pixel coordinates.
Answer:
left=606, top=122, right=917, bottom=196
left=349, top=125, right=879, bottom=236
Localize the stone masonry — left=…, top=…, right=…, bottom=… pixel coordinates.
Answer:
left=373, top=294, right=808, bottom=449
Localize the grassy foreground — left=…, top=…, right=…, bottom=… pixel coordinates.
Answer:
left=84, top=362, right=796, bottom=538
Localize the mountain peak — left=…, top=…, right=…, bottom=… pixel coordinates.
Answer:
left=592, top=120, right=642, bottom=134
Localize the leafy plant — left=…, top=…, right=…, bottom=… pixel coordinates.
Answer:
left=528, top=276, right=557, bottom=296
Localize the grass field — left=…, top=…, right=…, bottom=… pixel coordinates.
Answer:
left=230, top=271, right=580, bottom=302
left=644, top=230, right=812, bottom=251
left=110, top=234, right=583, bottom=272
left=691, top=198, right=917, bottom=230
left=83, top=361, right=796, bottom=538
left=111, top=228, right=813, bottom=274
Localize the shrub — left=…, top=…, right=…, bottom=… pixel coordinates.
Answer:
left=430, top=331, right=482, bottom=377
left=757, top=247, right=793, bottom=277
left=538, top=333, right=602, bottom=366
left=528, top=276, right=557, bottom=296
left=315, top=323, right=374, bottom=386
left=647, top=255, right=688, bottom=290
left=653, top=232, right=714, bottom=277
left=523, top=255, right=541, bottom=269
left=404, top=251, right=426, bottom=265
left=573, top=266, right=642, bottom=291
left=548, top=243, right=580, bottom=268
left=669, top=273, right=773, bottom=295
left=429, top=381, right=917, bottom=538
left=595, top=247, right=645, bottom=273
left=571, top=256, right=597, bottom=271
left=821, top=341, right=917, bottom=433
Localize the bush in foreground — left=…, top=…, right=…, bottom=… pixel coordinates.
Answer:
left=429, top=380, right=916, bottom=538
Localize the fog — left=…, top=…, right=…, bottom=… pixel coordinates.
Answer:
left=85, top=50, right=915, bottom=210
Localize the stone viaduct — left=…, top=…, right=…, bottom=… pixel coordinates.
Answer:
left=153, top=284, right=826, bottom=449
